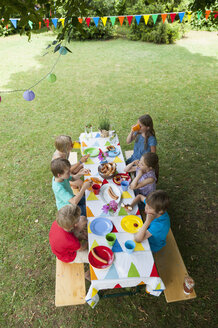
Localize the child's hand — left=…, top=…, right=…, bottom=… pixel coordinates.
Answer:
left=83, top=180, right=93, bottom=190
left=80, top=240, right=88, bottom=250
left=79, top=168, right=90, bottom=175
left=81, top=154, right=90, bottom=163
left=146, top=212, right=156, bottom=222
left=133, top=160, right=139, bottom=166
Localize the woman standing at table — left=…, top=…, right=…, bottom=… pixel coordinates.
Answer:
left=126, top=114, right=157, bottom=165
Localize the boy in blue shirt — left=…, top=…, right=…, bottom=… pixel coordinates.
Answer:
left=51, top=158, right=92, bottom=217
left=133, top=190, right=170, bottom=252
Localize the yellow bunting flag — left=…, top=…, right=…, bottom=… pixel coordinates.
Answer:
left=85, top=157, right=95, bottom=164
left=144, top=15, right=150, bottom=25
left=72, top=141, right=81, bottom=149
left=155, top=282, right=161, bottom=290
left=122, top=191, right=132, bottom=199
left=187, top=11, right=192, bottom=21
left=134, top=242, right=145, bottom=251
left=91, top=240, right=99, bottom=250
left=113, top=156, right=123, bottom=163
left=88, top=222, right=91, bottom=233
left=59, top=18, right=65, bottom=27
left=101, top=17, right=107, bottom=26
left=91, top=287, right=98, bottom=297
left=87, top=192, right=98, bottom=201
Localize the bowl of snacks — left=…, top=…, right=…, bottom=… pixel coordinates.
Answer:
left=98, top=162, right=117, bottom=179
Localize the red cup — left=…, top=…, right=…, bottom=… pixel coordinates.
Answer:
left=92, top=184, right=101, bottom=195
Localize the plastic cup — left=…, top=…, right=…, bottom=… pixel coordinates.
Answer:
left=121, top=180, right=129, bottom=191
left=183, top=276, right=195, bottom=295
left=92, top=184, right=101, bottom=195
left=106, top=233, right=116, bottom=246
left=124, top=240, right=136, bottom=254
left=132, top=123, right=141, bottom=132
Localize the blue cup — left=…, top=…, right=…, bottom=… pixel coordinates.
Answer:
left=124, top=240, right=136, bottom=254
left=121, top=180, right=129, bottom=191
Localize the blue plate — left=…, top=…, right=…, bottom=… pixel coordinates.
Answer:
left=107, top=147, right=120, bottom=157
left=90, top=217, right=113, bottom=236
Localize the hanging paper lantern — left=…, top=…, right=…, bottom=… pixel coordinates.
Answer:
left=23, top=90, right=35, bottom=101
left=47, top=73, right=56, bottom=83
left=59, top=46, right=67, bottom=55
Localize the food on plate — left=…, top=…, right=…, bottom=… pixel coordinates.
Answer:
left=108, top=186, right=119, bottom=200
left=121, top=203, right=133, bottom=211
left=91, top=177, right=102, bottom=185
left=91, top=249, right=108, bottom=264
left=133, top=223, right=139, bottom=227
left=100, top=163, right=116, bottom=176
left=106, top=145, right=116, bottom=152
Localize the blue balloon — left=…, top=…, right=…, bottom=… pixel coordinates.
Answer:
left=59, top=46, right=67, bottom=55
left=23, top=90, right=35, bottom=101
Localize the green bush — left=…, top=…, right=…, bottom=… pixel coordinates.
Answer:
left=0, top=23, right=16, bottom=37
left=189, top=4, right=218, bottom=31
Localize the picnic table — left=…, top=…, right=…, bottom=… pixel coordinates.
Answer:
left=79, top=131, right=165, bottom=308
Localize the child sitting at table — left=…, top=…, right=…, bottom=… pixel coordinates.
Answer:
left=124, top=152, right=159, bottom=197
left=126, top=114, right=157, bottom=164
left=49, top=204, right=90, bottom=279
left=133, top=190, right=170, bottom=253
left=52, top=135, right=89, bottom=190
left=51, top=158, right=92, bottom=216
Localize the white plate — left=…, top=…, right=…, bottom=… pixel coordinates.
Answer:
left=100, top=184, right=121, bottom=204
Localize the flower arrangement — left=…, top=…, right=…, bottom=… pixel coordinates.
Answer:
left=102, top=200, right=118, bottom=215
left=98, top=149, right=108, bottom=163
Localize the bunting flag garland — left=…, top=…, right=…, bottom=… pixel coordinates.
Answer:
left=197, top=10, right=202, bottom=20
left=187, top=11, right=192, bottom=21
left=135, top=15, right=141, bottom=25
left=39, top=21, right=41, bottom=29
left=152, top=14, right=158, bottom=24
left=178, top=12, right=185, bottom=23
left=170, top=13, right=176, bottom=23
left=59, top=18, right=65, bottom=27
left=118, top=16, right=125, bottom=26
left=43, top=18, right=49, bottom=28
left=215, top=12, right=218, bottom=19
left=52, top=18, right=58, bottom=28
left=28, top=21, right=33, bottom=29
left=93, top=17, right=99, bottom=27
left=101, top=17, right=107, bottom=26
left=205, top=10, right=211, bottom=20
left=144, top=15, right=150, bottom=25
left=10, top=19, right=17, bottom=28
left=86, top=17, right=91, bottom=27
left=127, top=16, right=133, bottom=26
left=78, top=17, right=83, bottom=24
left=161, top=14, right=167, bottom=24
left=110, top=16, right=116, bottom=26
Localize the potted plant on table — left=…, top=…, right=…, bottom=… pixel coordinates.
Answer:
left=98, top=109, right=110, bottom=137
left=102, top=200, right=118, bottom=216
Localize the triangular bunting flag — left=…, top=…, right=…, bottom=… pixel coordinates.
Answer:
left=128, top=262, right=140, bottom=277
left=178, top=12, right=185, bottom=23
left=86, top=17, right=91, bottom=27
left=113, top=156, right=123, bottom=163
left=90, top=240, right=99, bottom=250
left=28, top=20, right=33, bottom=29
left=122, top=191, right=132, bottom=199
left=43, top=18, right=49, bottom=27
left=6, top=25, right=8, bottom=29
left=127, top=16, right=133, bottom=25
left=205, top=10, right=211, bottom=20
left=110, top=16, right=116, bottom=26
left=161, top=14, right=167, bottom=23
left=59, top=18, right=65, bottom=27
left=93, top=17, right=99, bottom=27
left=143, top=15, right=150, bottom=25
left=135, top=15, right=141, bottom=25
left=155, top=282, right=161, bottom=290
left=85, top=157, right=95, bottom=164
left=90, top=265, right=98, bottom=280
left=88, top=222, right=91, bottom=233
left=10, top=19, right=17, bottom=28
left=82, top=141, right=87, bottom=147
left=78, top=17, right=83, bottom=23
left=104, top=263, right=119, bottom=279
left=187, top=11, right=192, bottom=21
left=86, top=206, right=94, bottom=217
left=101, top=17, right=107, bottom=26
left=150, top=263, right=159, bottom=277
left=102, top=179, right=109, bottom=185
left=104, top=141, right=111, bottom=146
left=152, top=14, right=158, bottom=24
left=112, top=238, right=123, bottom=252
left=117, top=143, right=120, bottom=146
left=72, top=141, right=81, bottom=149
left=138, top=281, right=145, bottom=286
left=87, top=192, right=98, bottom=201
left=197, top=11, right=202, bottom=20
left=90, top=301, right=95, bottom=307
left=114, top=283, right=122, bottom=289
left=214, top=12, right=218, bottom=19
left=136, top=209, right=140, bottom=215
left=118, top=206, right=127, bottom=216
left=111, top=224, right=118, bottom=233
left=95, top=133, right=101, bottom=138
left=91, top=287, right=98, bottom=297
left=39, top=22, right=41, bottom=29
left=118, top=16, right=125, bottom=26
left=170, top=13, right=176, bottom=23
left=52, top=18, right=58, bottom=28
left=134, top=242, right=145, bottom=251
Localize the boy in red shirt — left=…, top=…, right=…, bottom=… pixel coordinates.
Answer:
left=49, top=204, right=90, bottom=278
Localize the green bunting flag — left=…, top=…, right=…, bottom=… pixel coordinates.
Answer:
left=152, top=14, right=158, bottom=24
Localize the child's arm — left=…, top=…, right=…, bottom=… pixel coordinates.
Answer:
left=69, top=180, right=92, bottom=205
left=71, top=168, right=90, bottom=181
left=150, top=146, right=156, bottom=153
left=126, top=129, right=137, bottom=144
left=78, top=240, right=88, bottom=251
left=134, top=213, right=155, bottom=243
left=130, top=172, right=155, bottom=190
left=124, top=160, right=139, bottom=173
left=129, top=194, right=146, bottom=208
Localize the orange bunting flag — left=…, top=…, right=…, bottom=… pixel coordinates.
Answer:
left=143, top=15, right=150, bottom=25
left=101, top=17, right=107, bottom=26
left=161, top=13, right=167, bottom=23
left=187, top=11, right=192, bottom=21
left=170, top=13, right=176, bottom=23
left=118, top=16, right=125, bottom=26
left=127, top=15, right=133, bottom=25
left=205, top=10, right=211, bottom=20
left=39, top=21, right=41, bottom=29
left=78, top=17, right=83, bottom=23
left=86, top=17, right=91, bottom=27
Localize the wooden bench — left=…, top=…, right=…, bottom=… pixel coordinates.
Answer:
left=125, top=150, right=196, bottom=303
left=55, top=151, right=86, bottom=306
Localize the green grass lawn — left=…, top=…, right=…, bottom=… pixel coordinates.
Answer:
left=0, top=32, right=217, bottom=328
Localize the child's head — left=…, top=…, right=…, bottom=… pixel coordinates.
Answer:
left=138, top=152, right=159, bottom=172
left=138, top=114, right=155, bottom=136
left=145, top=190, right=169, bottom=215
left=56, top=204, right=81, bottom=232
left=51, top=158, right=71, bottom=178
left=55, top=135, right=72, bottom=154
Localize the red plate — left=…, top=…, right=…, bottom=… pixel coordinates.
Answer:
left=113, top=173, right=131, bottom=185
left=88, top=246, right=114, bottom=269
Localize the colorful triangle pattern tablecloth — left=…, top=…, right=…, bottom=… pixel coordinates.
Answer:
left=79, top=132, right=165, bottom=308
